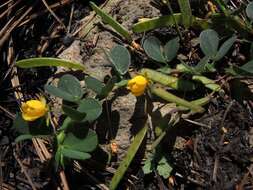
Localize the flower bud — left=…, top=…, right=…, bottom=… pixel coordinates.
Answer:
left=127, top=75, right=148, bottom=96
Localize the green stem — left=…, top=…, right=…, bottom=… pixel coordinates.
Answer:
left=57, top=131, right=66, bottom=146
left=192, top=75, right=221, bottom=92
left=109, top=123, right=148, bottom=190
left=151, top=96, right=211, bottom=150
left=150, top=87, right=205, bottom=113
left=151, top=114, right=179, bottom=150
left=165, top=0, right=183, bottom=40
left=177, top=95, right=211, bottom=111
left=177, top=0, right=193, bottom=28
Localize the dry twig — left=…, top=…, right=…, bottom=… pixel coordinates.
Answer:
left=19, top=0, right=73, bottom=27
left=13, top=152, right=37, bottom=190
left=40, top=0, right=67, bottom=30
left=0, top=5, right=33, bottom=51
left=0, top=0, right=22, bottom=20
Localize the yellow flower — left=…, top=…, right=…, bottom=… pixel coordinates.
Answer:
left=21, top=97, right=48, bottom=121
left=127, top=75, right=148, bottom=96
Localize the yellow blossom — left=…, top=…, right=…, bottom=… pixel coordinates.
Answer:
left=21, top=97, right=48, bottom=121
left=127, top=75, right=148, bottom=96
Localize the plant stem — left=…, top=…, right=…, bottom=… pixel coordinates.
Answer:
left=150, top=87, right=205, bottom=113
left=105, top=98, right=113, bottom=140
left=192, top=75, right=221, bottom=92
left=151, top=96, right=211, bottom=150
left=177, top=95, right=211, bottom=111
left=164, top=0, right=183, bottom=40
left=151, top=113, right=180, bottom=150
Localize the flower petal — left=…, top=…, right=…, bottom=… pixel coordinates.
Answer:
left=127, top=75, right=148, bottom=97
left=21, top=99, right=48, bottom=121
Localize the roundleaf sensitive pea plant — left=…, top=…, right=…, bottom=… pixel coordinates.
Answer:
left=13, top=73, right=103, bottom=168
left=9, top=0, right=253, bottom=189
left=90, top=1, right=253, bottom=188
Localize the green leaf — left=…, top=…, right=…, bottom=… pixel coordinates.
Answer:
left=250, top=43, right=253, bottom=59
left=229, top=79, right=253, bottom=103
left=85, top=76, right=116, bottom=98
left=115, top=80, right=128, bottom=87
left=57, top=131, right=66, bottom=145
left=238, top=60, right=253, bottom=74
left=58, top=74, right=83, bottom=100
left=226, top=61, right=253, bottom=76
left=132, top=14, right=209, bottom=33
left=176, top=62, right=195, bottom=74
left=141, top=68, right=196, bottom=91
left=13, top=116, right=52, bottom=138
left=246, top=2, right=253, bottom=20
left=63, top=130, right=98, bottom=152
left=12, top=113, right=29, bottom=134
left=225, top=66, right=239, bottom=76
left=109, top=124, right=148, bottom=190
left=78, top=98, right=102, bottom=122
left=45, top=85, right=77, bottom=102
left=62, top=105, right=86, bottom=121
left=85, top=76, right=104, bottom=94
left=211, top=14, right=253, bottom=38
left=15, top=134, right=50, bottom=143
left=157, top=66, right=172, bottom=74
left=99, top=76, right=117, bottom=98
left=45, top=74, right=83, bottom=102
left=200, top=29, right=219, bottom=58
left=109, top=45, right=131, bottom=75
left=177, top=0, right=192, bottom=28
left=214, top=35, right=236, bottom=61
left=15, top=134, right=33, bottom=143
left=164, top=37, right=180, bottom=62
left=133, top=14, right=182, bottom=33
left=142, top=158, right=154, bottom=174
left=61, top=148, right=91, bottom=160
left=90, top=2, right=132, bottom=42
left=195, top=56, right=212, bottom=73
left=55, top=147, right=62, bottom=169
left=205, top=62, right=216, bottom=72
left=143, top=36, right=166, bottom=63
left=60, top=117, right=73, bottom=130
left=177, top=96, right=211, bottom=112
left=157, top=156, right=173, bottom=178
left=28, top=118, right=53, bottom=136
left=16, top=58, right=85, bottom=70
